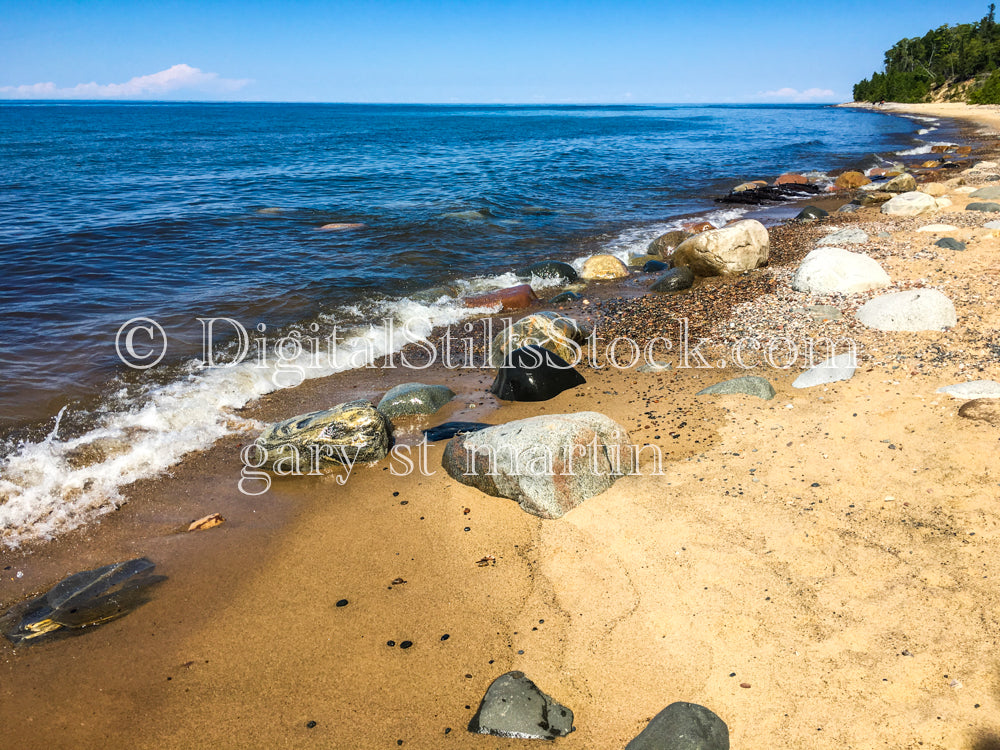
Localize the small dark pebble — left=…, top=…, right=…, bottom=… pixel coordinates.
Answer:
left=400, top=640, right=413, bottom=649
left=387, top=640, right=396, bottom=647
left=740, top=682, right=751, bottom=689
left=729, top=672, right=736, bottom=677
left=464, top=527, right=471, bottom=532
left=444, top=728, right=452, bottom=734
left=400, top=500, right=408, bottom=505
left=397, top=741, right=403, bottom=746
left=810, top=482, right=819, bottom=487
left=393, top=491, right=399, bottom=497
left=441, top=634, right=450, bottom=641
left=306, top=721, right=317, bottom=729
left=336, top=599, right=349, bottom=607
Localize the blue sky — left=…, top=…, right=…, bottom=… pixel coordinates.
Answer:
left=0, top=0, right=995, bottom=103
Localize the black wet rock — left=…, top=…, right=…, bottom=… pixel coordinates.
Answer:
left=468, top=671, right=575, bottom=740
left=423, top=421, right=492, bottom=442
left=650, top=266, right=695, bottom=292
left=0, top=558, right=164, bottom=645
left=643, top=259, right=669, bottom=274
left=490, top=345, right=585, bottom=402
left=624, top=702, right=729, bottom=750
left=934, top=237, right=966, bottom=251
left=795, top=206, right=828, bottom=222
left=518, top=261, right=579, bottom=282
left=716, top=183, right=822, bottom=206
left=548, top=290, right=582, bottom=304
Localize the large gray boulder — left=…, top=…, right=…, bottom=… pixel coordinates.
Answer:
left=442, top=412, right=632, bottom=519
left=881, top=191, right=939, bottom=216
left=791, top=247, right=890, bottom=295
left=670, top=219, right=769, bottom=277
left=625, top=702, right=729, bottom=750
left=468, top=672, right=574, bottom=740
left=856, top=289, right=957, bottom=331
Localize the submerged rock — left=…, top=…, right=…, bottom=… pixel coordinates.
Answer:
left=697, top=375, right=776, bottom=400
left=488, top=311, right=584, bottom=369
left=442, top=412, right=631, bottom=518
left=580, top=254, right=629, bottom=280
left=650, top=266, right=695, bottom=292
left=1, top=558, right=164, bottom=645
left=490, top=345, right=586, bottom=402
left=257, top=400, right=391, bottom=470
left=423, top=421, right=492, bottom=442
left=792, top=352, right=857, bottom=388
left=791, top=247, right=890, bottom=295
left=468, top=672, right=575, bottom=740
left=624, top=702, right=729, bottom=750
left=670, top=219, right=769, bottom=277
left=517, top=260, right=579, bottom=282
left=856, top=289, right=956, bottom=331
left=377, top=383, right=455, bottom=419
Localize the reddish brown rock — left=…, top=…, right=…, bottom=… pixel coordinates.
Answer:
left=465, top=284, right=539, bottom=311
left=775, top=172, right=808, bottom=185
left=835, top=171, right=870, bottom=190
left=683, top=221, right=715, bottom=233
left=869, top=167, right=888, bottom=177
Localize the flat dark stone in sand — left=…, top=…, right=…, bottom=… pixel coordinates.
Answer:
left=490, top=345, right=585, bottom=402
left=0, top=558, right=164, bottom=645
left=696, top=375, right=776, bottom=400
left=625, top=702, right=729, bottom=750
left=548, top=290, right=581, bottom=304
left=423, top=421, right=492, bottom=442
left=377, top=383, right=456, bottom=419
left=468, top=671, right=575, bottom=740
left=650, top=266, right=695, bottom=292
left=795, top=206, right=828, bottom=222
left=966, top=202, right=1000, bottom=212
left=517, top=260, right=579, bottom=282
left=934, top=237, right=966, bottom=251
left=642, top=259, right=669, bottom=274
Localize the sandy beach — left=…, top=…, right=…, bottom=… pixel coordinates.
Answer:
left=3, top=104, right=1000, bottom=749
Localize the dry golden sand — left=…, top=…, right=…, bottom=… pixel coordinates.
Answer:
left=2, top=106, right=1000, bottom=749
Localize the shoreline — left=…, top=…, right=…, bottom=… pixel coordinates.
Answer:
left=3, top=106, right=1000, bottom=748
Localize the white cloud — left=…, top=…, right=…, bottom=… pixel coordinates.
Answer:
left=759, top=87, right=836, bottom=102
left=0, top=64, right=252, bottom=99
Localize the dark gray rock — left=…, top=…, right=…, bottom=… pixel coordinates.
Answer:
left=490, top=345, right=586, bottom=402
left=624, top=702, right=729, bottom=750
left=468, top=671, right=575, bottom=740
left=518, top=260, right=579, bottom=282
left=423, top=421, right=492, bottom=442
left=647, top=230, right=692, bottom=257
left=442, top=412, right=632, bottom=518
left=837, top=202, right=862, bottom=213
left=934, top=237, right=966, bottom=251
left=696, top=375, right=776, bottom=400
left=377, top=383, right=455, bottom=419
left=651, top=266, right=695, bottom=292
left=966, top=202, right=1000, bottom=212
left=549, top=290, right=582, bottom=304
left=642, top=259, right=669, bottom=274
left=795, top=206, right=828, bottom=222
left=969, top=185, right=1000, bottom=199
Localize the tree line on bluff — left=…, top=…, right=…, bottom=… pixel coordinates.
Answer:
left=854, top=5, right=1000, bottom=104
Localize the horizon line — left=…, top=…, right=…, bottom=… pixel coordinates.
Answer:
left=0, top=99, right=846, bottom=106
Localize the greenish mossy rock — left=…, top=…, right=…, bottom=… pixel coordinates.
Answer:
left=377, top=383, right=455, bottom=419
left=696, top=375, right=776, bottom=400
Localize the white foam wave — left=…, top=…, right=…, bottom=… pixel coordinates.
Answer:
left=895, top=142, right=950, bottom=156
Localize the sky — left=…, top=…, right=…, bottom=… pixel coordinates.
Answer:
left=0, top=0, right=996, bottom=103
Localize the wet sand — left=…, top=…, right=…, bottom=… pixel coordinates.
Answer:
left=3, top=110, right=1000, bottom=748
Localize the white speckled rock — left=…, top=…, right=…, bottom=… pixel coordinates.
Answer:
left=881, top=191, right=939, bottom=216
left=791, top=247, right=890, bottom=295
left=792, top=352, right=857, bottom=388
left=936, top=381, right=1000, bottom=399
left=856, top=289, right=957, bottom=331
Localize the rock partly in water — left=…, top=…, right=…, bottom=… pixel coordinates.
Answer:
left=548, top=290, right=582, bottom=304
left=670, top=219, right=769, bottom=277
left=969, top=185, right=1000, bottom=199
left=834, top=171, right=870, bottom=190
left=791, top=247, right=890, bottom=295
left=1, top=558, right=165, bottom=645
left=683, top=221, right=715, bottom=233
left=518, top=260, right=579, bottom=282
left=881, top=191, right=939, bottom=216
left=464, top=284, right=539, bottom=312
left=377, top=383, right=456, bottom=419
left=442, top=412, right=631, bottom=518
left=628, top=254, right=661, bottom=268
left=642, top=259, right=669, bottom=274
left=958, top=399, right=1000, bottom=425
left=775, top=172, right=808, bottom=185
left=792, top=352, right=857, bottom=388
left=257, top=400, right=392, bottom=470
left=856, top=289, right=957, bottom=331
left=966, top=201, right=1000, bottom=212
left=934, top=237, right=966, bottom=251
left=795, top=206, right=828, bottom=222
left=696, top=375, right=776, bottom=400
left=423, top=421, right=492, bottom=442
left=818, top=227, right=869, bottom=245
left=624, top=702, right=730, bottom=750
left=580, top=254, right=629, bottom=280
left=650, top=266, right=695, bottom=292
left=488, top=311, right=584, bottom=369
left=647, top=230, right=692, bottom=257
left=468, top=672, right=575, bottom=740
left=936, top=380, right=1000, bottom=399
left=490, top=345, right=586, bottom=402
left=884, top=173, right=917, bottom=193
